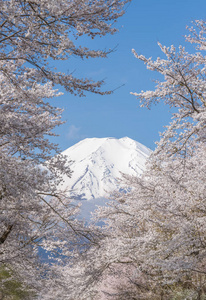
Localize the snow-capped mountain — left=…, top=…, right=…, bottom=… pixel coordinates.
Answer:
left=60, top=137, right=151, bottom=200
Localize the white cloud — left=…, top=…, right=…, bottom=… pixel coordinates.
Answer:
left=66, top=125, right=87, bottom=140
left=66, top=125, right=80, bottom=139
left=87, top=68, right=106, bottom=77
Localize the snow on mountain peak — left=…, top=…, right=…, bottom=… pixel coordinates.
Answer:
left=60, top=137, right=151, bottom=200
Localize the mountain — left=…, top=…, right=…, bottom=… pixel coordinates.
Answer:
left=60, top=137, right=151, bottom=200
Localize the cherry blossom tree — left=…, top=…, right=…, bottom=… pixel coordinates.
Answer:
left=69, top=20, right=206, bottom=299
left=0, top=0, right=131, bottom=297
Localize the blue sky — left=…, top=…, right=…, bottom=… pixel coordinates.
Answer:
left=51, top=0, right=206, bottom=151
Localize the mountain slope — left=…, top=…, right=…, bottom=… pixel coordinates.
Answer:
left=61, top=137, right=151, bottom=200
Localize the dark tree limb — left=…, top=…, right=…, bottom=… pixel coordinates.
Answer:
left=0, top=224, right=13, bottom=245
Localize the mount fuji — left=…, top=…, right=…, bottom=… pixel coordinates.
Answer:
left=60, top=137, right=151, bottom=201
